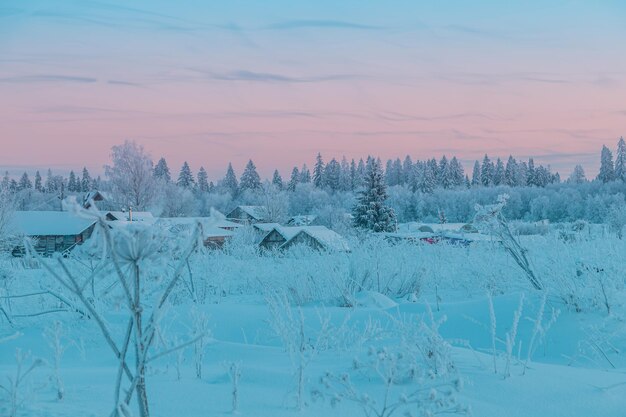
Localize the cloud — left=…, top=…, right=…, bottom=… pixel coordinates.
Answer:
left=202, top=69, right=362, bottom=83
left=0, top=74, right=97, bottom=84
left=264, top=19, right=383, bottom=31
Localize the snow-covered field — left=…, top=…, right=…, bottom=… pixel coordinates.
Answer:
left=1, top=222, right=625, bottom=417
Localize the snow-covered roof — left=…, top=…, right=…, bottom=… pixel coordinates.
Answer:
left=156, top=217, right=234, bottom=240
left=286, top=215, right=318, bottom=226
left=9, top=211, right=96, bottom=236
left=280, top=226, right=350, bottom=252
left=105, top=211, right=156, bottom=224
left=253, top=222, right=283, bottom=233
left=228, top=206, right=267, bottom=220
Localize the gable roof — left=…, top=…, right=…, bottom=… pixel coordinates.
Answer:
left=156, top=217, right=236, bottom=238
left=286, top=215, right=318, bottom=226
left=105, top=211, right=156, bottom=224
left=253, top=222, right=283, bottom=233
left=227, top=206, right=267, bottom=221
left=10, top=211, right=96, bottom=236
left=290, top=227, right=350, bottom=252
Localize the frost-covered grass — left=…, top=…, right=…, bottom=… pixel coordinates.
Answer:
left=1, top=223, right=626, bottom=417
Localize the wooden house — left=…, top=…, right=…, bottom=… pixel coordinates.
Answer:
left=226, top=206, right=268, bottom=224
left=9, top=211, right=96, bottom=256
left=156, top=217, right=236, bottom=249
left=259, top=226, right=350, bottom=252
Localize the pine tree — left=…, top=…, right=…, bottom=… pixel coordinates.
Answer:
left=240, top=160, right=261, bottom=191
left=177, top=162, right=195, bottom=188
left=299, top=164, right=311, bottom=183
left=349, top=159, right=358, bottom=191
left=527, top=158, right=536, bottom=186
left=402, top=156, right=414, bottom=186
left=598, top=145, right=615, bottom=183
left=288, top=167, right=300, bottom=191
left=471, top=161, right=481, bottom=187
left=1, top=171, right=9, bottom=191
left=615, top=137, right=626, bottom=182
left=154, top=157, right=171, bottom=182
left=355, top=158, right=366, bottom=189
left=222, top=163, right=239, bottom=196
left=45, top=169, right=55, bottom=193
left=492, top=158, right=505, bottom=186
left=481, top=155, right=494, bottom=186
left=197, top=167, right=210, bottom=192
left=68, top=171, right=78, bottom=192
left=504, top=156, right=518, bottom=186
left=81, top=167, right=92, bottom=192
left=352, top=157, right=396, bottom=232
left=438, top=156, right=450, bottom=188
left=34, top=171, right=43, bottom=192
left=272, top=169, right=283, bottom=190
left=324, top=158, right=341, bottom=191
left=569, top=164, right=586, bottom=184
left=313, top=153, right=325, bottom=188
left=448, top=156, right=465, bottom=187
left=339, top=157, right=351, bottom=191
left=417, top=161, right=436, bottom=194
left=19, top=172, right=33, bottom=190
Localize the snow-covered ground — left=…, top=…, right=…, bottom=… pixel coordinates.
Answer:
left=1, top=224, right=625, bottom=417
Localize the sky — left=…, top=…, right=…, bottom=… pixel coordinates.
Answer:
left=1, top=0, right=625, bottom=179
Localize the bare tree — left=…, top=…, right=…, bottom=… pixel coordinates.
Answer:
left=105, top=140, right=156, bottom=210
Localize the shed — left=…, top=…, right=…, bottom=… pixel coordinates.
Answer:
left=226, top=206, right=268, bottom=224
left=280, top=226, right=350, bottom=252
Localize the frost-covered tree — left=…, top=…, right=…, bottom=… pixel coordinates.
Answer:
left=272, top=169, right=283, bottom=190
left=614, top=137, right=626, bottom=182
left=339, top=157, right=351, bottom=191
left=568, top=164, right=586, bottom=184
left=177, top=162, right=195, bottom=189
left=504, top=156, right=518, bottom=186
left=18, top=172, right=32, bottom=191
left=597, top=145, right=615, bottom=183
left=527, top=158, right=536, bottom=186
left=1, top=171, right=10, bottom=191
left=471, top=161, right=481, bottom=187
left=105, top=140, right=156, bottom=210
left=67, top=171, right=78, bottom=192
left=438, top=156, right=450, bottom=188
left=299, top=164, right=311, bottom=184
left=353, top=158, right=396, bottom=232
left=81, top=168, right=92, bottom=192
left=492, top=158, right=505, bottom=186
left=481, top=154, right=494, bottom=186
left=221, top=163, right=239, bottom=196
left=153, top=157, right=171, bottom=183
left=417, top=161, right=436, bottom=194
left=349, top=159, right=358, bottom=191
left=323, top=158, right=341, bottom=191
left=313, top=153, right=325, bottom=188
left=287, top=167, right=300, bottom=191
left=197, top=167, right=209, bottom=192
left=240, top=159, right=261, bottom=191
left=448, top=156, right=465, bottom=187
left=34, top=171, right=43, bottom=192
left=402, top=155, right=414, bottom=186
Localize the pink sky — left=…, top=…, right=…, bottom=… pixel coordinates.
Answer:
left=1, top=1, right=625, bottom=179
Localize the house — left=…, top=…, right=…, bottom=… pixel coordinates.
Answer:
left=105, top=210, right=156, bottom=225
left=9, top=211, right=97, bottom=256
left=286, top=215, right=318, bottom=226
left=226, top=206, right=268, bottom=224
left=252, top=222, right=282, bottom=239
left=258, top=225, right=350, bottom=252
left=156, top=217, right=237, bottom=248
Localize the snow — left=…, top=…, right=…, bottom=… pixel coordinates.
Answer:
left=9, top=211, right=96, bottom=236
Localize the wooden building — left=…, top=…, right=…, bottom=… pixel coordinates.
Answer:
left=226, top=206, right=268, bottom=224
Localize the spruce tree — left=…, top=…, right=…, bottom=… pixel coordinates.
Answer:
left=68, top=171, right=78, bottom=192
left=313, top=153, right=325, bottom=188
left=492, top=158, right=505, bottom=186
left=299, top=164, right=311, bottom=183
left=598, top=145, right=615, bottom=183
left=339, top=157, right=351, bottom=191
left=504, top=156, right=518, bottom=186
left=527, top=158, right=536, bottom=186
left=569, top=165, right=586, bottom=184
left=19, top=172, right=32, bottom=190
left=81, top=167, right=92, bottom=192
left=1, top=171, right=9, bottom=191
left=288, top=167, right=300, bottom=191
left=222, top=163, right=239, bottom=196
left=272, top=169, right=283, bottom=190
left=45, top=169, right=55, bottom=193
left=438, top=156, right=450, bottom=188
left=448, top=156, right=465, bottom=187
left=352, top=158, right=396, bottom=232
left=471, top=161, right=481, bottom=187
left=154, top=157, right=171, bottom=182
left=177, top=162, right=195, bottom=188
left=480, top=155, right=494, bottom=186
left=240, top=160, right=261, bottom=191
left=197, top=167, right=210, bottom=192
left=349, top=159, right=358, bottom=191
left=324, top=158, right=341, bottom=191
left=615, top=137, right=626, bottom=182
left=402, top=156, right=414, bottom=185
left=34, top=171, right=43, bottom=192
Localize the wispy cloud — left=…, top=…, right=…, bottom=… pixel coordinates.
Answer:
left=0, top=74, right=97, bottom=84
left=201, top=69, right=362, bottom=83
left=264, top=19, right=383, bottom=31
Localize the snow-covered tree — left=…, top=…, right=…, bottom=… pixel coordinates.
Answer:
left=272, top=169, right=283, bottom=190
left=597, top=145, right=615, bottom=183
left=339, top=157, right=351, bottom=191
left=471, top=161, right=481, bottom=187
left=81, top=167, right=92, bottom=192
left=34, top=171, right=43, bottom=192
left=323, top=158, right=341, bottom=191
left=614, top=137, right=626, bottom=182
left=492, top=158, right=505, bottom=186
left=197, top=167, right=210, bottom=192
left=313, top=153, right=325, bottom=188
left=568, top=164, right=586, bottom=184
left=438, top=156, right=450, bottom=188
left=481, top=155, right=494, bottom=186
left=67, top=171, right=78, bottom=192
left=177, top=162, right=195, bottom=189
left=504, top=156, right=518, bottom=186
left=154, top=157, right=171, bottom=183
left=105, top=140, right=156, bottom=210
left=300, top=164, right=311, bottom=184
left=18, top=172, right=32, bottom=191
left=353, top=158, right=396, bottom=232
left=221, top=163, right=239, bottom=196
left=240, top=160, right=261, bottom=191
left=448, top=156, right=465, bottom=187
left=287, top=167, right=300, bottom=191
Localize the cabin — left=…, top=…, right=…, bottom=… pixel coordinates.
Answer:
left=9, top=211, right=97, bottom=256
left=286, top=215, right=318, bottom=227
left=156, top=217, right=237, bottom=249
left=226, top=206, right=268, bottom=224
left=258, top=225, right=350, bottom=252
left=105, top=210, right=156, bottom=225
